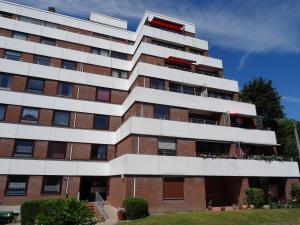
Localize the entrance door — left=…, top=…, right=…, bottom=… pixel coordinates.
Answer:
left=79, top=176, right=107, bottom=201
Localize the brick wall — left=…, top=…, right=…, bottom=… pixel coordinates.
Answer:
left=170, top=107, right=188, bottom=122
left=177, top=139, right=196, bottom=156
left=0, top=138, right=14, bottom=157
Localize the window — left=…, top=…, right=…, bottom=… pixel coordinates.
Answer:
left=45, top=22, right=57, bottom=28
left=150, top=78, right=165, bottom=90
left=26, top=78, right=44, bottom=94
left=47, top=142, right=67, bottom=159
left=112, top=69, right=128, bottom=79
left=19, top=15, right=43, bottom=25
left=14, top=140, right=33, bottom=157
left=154, top=105, right=169, bottom=119
left=4, top=50, right=21, bottom=61
left=33, top=55, right=50, bottom=66
left=62, top=60, right=77, bottom=70
left=13, top=31, right=28, bottom=41
left=53, top=111, right=69, bottom=126
left=42, top=176, right=62, bottom=194
left=0, top=11, right=13, bottom=18
left=41, top=37, right=56, bottom=46
left=91, top=145, right=107, bottom=160
left=94, top=115, right=109, bottom=129
left=91, top=47, right=109, bottom=56
left=0, top=104, right=6, bottom=121
left=195, top=141, right=230, bottom=156
left=96, top=88, right=111, bottom=102
left=163, top=177, right=184, bottom=199
left=0, top=73, right=11, bottom=88
left=57, top=82, right=73, bottom=97
left=111, top=51, right=127, bottom=60
left=158, top=138, right=176, bottom=156
left=21, top=107, right=39, bottom=123
left=5, top=176, right=28, bottom=196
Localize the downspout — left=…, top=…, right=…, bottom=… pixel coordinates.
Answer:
left=133, top=137, right=140, bottom=197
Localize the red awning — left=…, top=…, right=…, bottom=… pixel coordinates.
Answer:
left=149, top=17, right=184, bottom=31
left=165, top=56, right=195, bottom=66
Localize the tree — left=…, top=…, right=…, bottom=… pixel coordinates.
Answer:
left=240, top=77, right=284, bottom=131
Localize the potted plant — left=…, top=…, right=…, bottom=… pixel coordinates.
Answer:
left=207, top=200, right=213, bottom=211
left=117, top=207, right=126, bottom=221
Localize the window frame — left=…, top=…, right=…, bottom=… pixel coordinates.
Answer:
left=154, top=105, right=170, bottom=120
left=57, top=82, right=73, bottom=97
left=4, top=50, right=21, bottom=61
left=62, top=60, right=77, bottom=70
left=20, top=107, right=39, bottom=124
left=111, top=51, right=127, bottom=60
left=163, top=177, right=184, bottom=200
left=47, top=141, right=67, bottom=159
left=158, top=138, right=177, bottom=156
left=90, top=144, right=107, bottom=161
left=52, top=110, right=70, bottom=127
left=5, top=175, right=29, bottom=196
left=26, top=78, right=44, bottom=94
left=93, top=114, right=109, bottom=130
left=40, top=37, right=56, bottom=46
left=0, top=104, right=6, bottom=121
left=0, top=72, right=11, bottom=89
left=33, top=55, right=50, bottom=66
left=96, top=87, right=111, bottom=102
left=12, top=31, right=28, bottom=41
left=41, top=176, right=62, bottom=194
left=13, top=139, right=34, bottom=158
left=150, top=78, right=165, bottom=90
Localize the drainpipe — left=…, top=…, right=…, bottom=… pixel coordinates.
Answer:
left=293, top=120, right=300, bottom=159
left=133, top=137, right=140, bottom=197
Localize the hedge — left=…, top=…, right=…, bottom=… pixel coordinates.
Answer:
left=245, top=188, right=265, bottom=208
left=122, top=197, right=149, bottom=220
left=20, top=199, right=46, bottom=225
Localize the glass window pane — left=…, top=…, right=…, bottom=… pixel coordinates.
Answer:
left=42, top=176, right=61, bottom=194
left=27, top=79, right=44, bottom=93
left=94, top=115, right=108, bottom=129
left=5, top=50, right=21, bottom=61
left=0, top=73, right=11, bottom=88
left=21, top=107, right=38, bottom=123
left=14, top=140, right=33, bottom=157
left=112, top=69, right=119, bottom=78
left=91, top=145, right=107, bottom=160
left=96, top=88, right=111, bottom=102
left=158, top=138, right=176, bottom=156
left=58, top=82, right=73, bottom=97
left=100, top=49, right=109, bottom=56
left=6, top=176, right=28, bottom=195
left=53, top=111, right=69, bottom=126
left=150, top=78, right=165, bottom=90
left=154, top=105, right=169, bottom=119
left=41, top=37, right=56, bottom=46
left=91, top=48, right=99, bottom=55
left=45, top=22, right=57, bottom=28
left=13, top=31, right=27, bottom=40
left=47, top=142, right=67, bottom=159
left=34, top=55, right=50, bottom=66
left=120, top=71, right=128, bottom=79
left=62, top=60, right=76, bottom=70
left=0, top=104, right=6, bottom=121
left=111, top=51, right=127, bottom=60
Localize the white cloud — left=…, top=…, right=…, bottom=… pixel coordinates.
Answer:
left=237, top=53, right=250, bottom=71
left=6, top=0, right=300, bottom=54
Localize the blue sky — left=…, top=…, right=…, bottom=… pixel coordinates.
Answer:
left=6, top=0, right=300, bottom=120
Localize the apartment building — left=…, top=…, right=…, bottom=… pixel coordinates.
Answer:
left=0, top=0, right=299, bottom=213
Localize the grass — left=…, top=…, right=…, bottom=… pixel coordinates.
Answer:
left=118, top=208, right=300, bottom=225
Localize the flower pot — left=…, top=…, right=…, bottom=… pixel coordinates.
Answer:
left=117, top=212, right=125, bottom=221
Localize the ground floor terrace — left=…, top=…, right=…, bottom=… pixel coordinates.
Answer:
left=0, top=175, right=299, bottom=212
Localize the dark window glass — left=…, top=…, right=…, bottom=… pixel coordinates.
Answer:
left=41, top=37, right=56, bottom=46
left=45, top=22, right=57, bottom=28
left=27, top=78, right=44, bottom=94
left=57, top=82, right=73, bottom=97
left=0, top=104, right=6, bottom=120
left=154, top=105, right=169, bottom=119
left=0, top=73, right=11, bottom=88
left=42, top=176, right=62, bottom=194
left=53, top=111, right=69, bottom=126
left=169, top=82, right=182, bottom=93
left=112, top=69, right=128, bottom=79
left=195, top=141, right=230, bottom=156
left=14, top=140, right=33, bottom=157
left=21, top=107, right=39, bottom=123
left=5, top=176, right=28, bottom=196
left=13, top=31, right=28, bottom=40
left=33, top=55, right=50, bottom=66
left=163, top=177, right=184, bottom=199
left=91, top=47, right=109, bottom=56
left=150, top=78, right=165, bottom=90
left=62, top=60, right=76, bottom=70
left=91, top=145, right=107, bottom=160
left=94, top=115, right=109, bottom=129
left=4, top=50, right=21, bottom=61
left=47, top=142, right=67, bottom=159
left=96, top=88, right=111, bottom=102
left=158, top=138, right=176, bottom=156
left=0, top=11, right=13, bottom=18
left=111, top=51, right=127, bottom=60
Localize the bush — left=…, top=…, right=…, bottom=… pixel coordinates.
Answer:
left=36, top=198, right=97, bottom=225
left=245, top=188, right=265, bottom=208
left=122, top=197, right=149, bottom=220
left=291, top=184, right=300, bottom=201
left=21, top=198, right=97, bottom=225
left=21, top=199, right=46, bottom=225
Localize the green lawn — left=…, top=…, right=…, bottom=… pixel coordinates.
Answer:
left=118, top=208, right=300, bottom=225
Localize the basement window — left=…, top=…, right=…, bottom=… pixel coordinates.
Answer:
left=163, top=177, right=184, bottom=200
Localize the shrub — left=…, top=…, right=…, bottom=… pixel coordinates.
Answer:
left=21, top=199, right=46, bottom=225
left=245, top=188, right=265, bottom=208
left=36, top=198, right=97, bottom=225
left=122, top=197, right=149, bottom=220
left=291, top=184, right=300, bottom=201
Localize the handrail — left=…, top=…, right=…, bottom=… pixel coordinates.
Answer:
left=95, top=191, right=108, bottom=219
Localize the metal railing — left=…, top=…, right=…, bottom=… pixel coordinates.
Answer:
left=190, top=118, right=219, bottom=125
left=95, top=191, right=108, bottom=220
